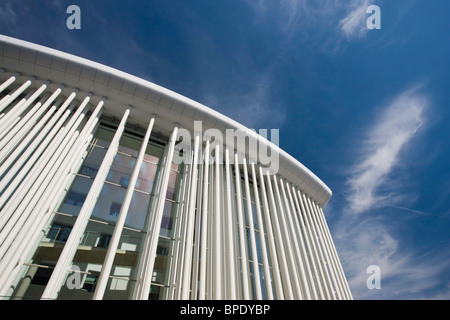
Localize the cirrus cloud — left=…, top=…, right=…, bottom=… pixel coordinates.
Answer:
left=346, top=85, right=428, bottom=213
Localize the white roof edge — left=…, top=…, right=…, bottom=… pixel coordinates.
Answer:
left=0, top=34, right=332, bottom=206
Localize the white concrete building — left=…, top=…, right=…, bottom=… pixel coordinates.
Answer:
left=0, top=35, right=352, bottom=300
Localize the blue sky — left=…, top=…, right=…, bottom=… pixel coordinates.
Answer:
left=1, top=0, right=450, bottom=300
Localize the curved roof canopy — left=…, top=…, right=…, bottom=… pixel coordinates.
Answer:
left=0, top=34, right=332, bottom=206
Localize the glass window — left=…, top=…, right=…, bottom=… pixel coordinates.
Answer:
left=47, top=223, right=72, bottom=242
left=97, top=234, right=111, bottom=248
left=82, top=272, right=99, bottom=292
left=119, top=176, right=130, bottom=188
left=30, top=265, right=54, bottom=286
left=109, top=202, right=122, bottom=217
left=79, top=165, right=98, bottom=178
left=64, top=191, right=86, bottom=208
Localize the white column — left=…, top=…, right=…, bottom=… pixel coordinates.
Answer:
left=0, top=72, right=20, bottom=95
left=304, top=195, right=334, bottom=299
left=0, top=76, right=35, bottom=113
left=41, top=106, right=131, bottom=300
left=279, top=177, right=310, bottom=299
left=298, top=191, right=330, bottom=299
left=198, top=140, right=210, bottom=300
left=271, top=175, right=303, bottom=299
left=0, top=80, right=49, bottom=137
left=234, top=153, right=250, bottom=299
left=133, top=124, right=178, bottom=300
left=224, top=146, right=237, bottom=299
left=265, top=173, right=294, bottom=299
left=0, top=86, right=50, bottom=157
left=0, top=94, right=88, bottom=254
left=0, top=85, right=64, bottom=191
left=292, top=188, right=323, bottom=299
left=0, top=98, right=103, bottom=297
left=180, top=132, right=200, bottom=299
left=213, top=144, right=222, bottom=299
left=0, top=92, right=49, bottom=165
left=316, top=205, right=353, bottom=299
left=242, top=157, right=262, bottom=299
left=309, top=201, right=342, bottom=300
left=258, top=166, right=284, bottom=299
left=250, top=163, right=273, bottom=300
left=93, top=114, right=155, bottom=300
left=0, top=88, right=75, bottom=226
left=286, top=182, right=317, bottom=299
left=169, top=162, right=192, bottom=299
left=190, top=154, right=204, bottom=299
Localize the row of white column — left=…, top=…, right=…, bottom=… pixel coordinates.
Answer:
left=0, top=73, right=352, bottom=300
left=0, top=73, right=106, bottom=298
left=159, top=141, right=353, bottom=300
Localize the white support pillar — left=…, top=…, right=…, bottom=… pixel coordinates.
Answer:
left=0, top=98, right=104, bottom=297
left=198, top=140, right=210, bottom=300
left=0, top=99, right=104, bottom=295
left=316, top=205, right=353, bottom=300
left=169, top=161, right=192, bottom=300
left=279, top=177, right=310, bottom=299
left=0, top=72, right=20, bottom=95
left=298, top=191, right=330, bottom=299
left=224, top=146, right=237, bottom=299
left=309, top=201, right=342, bottom=300
left=0, top=76, right=35, bottom=113
left=180, top=132, right=200, bottom=300
left=258, top=166, right=284, bottom=299
left=0, top=95, right=89, bottom=255
left=250, top=162, right=273, bottom=300
left=285, top=182, right=317, bottom=299
left=229, top=158, right=242, bottom=299
left=0, top=88, right=34, bottom=139
left=93, top=114, right=155, bottom=300
left=190, top=152, right=204, bottom=299
left=0, top=80, right=49, bottom=137
left=292, top=188, right=323, bottom=299
left=0, top=88, right=75, bottom=226
left=234, top=153, right=250, bottom=300
left=0, top=85, right=64, bottom=191
left=213, top=144, right=222, bottom=299
left=304, top=195, right=335, bottom=299
left=265, top=173, right=294, bottom=299
left=0, top=86, right=50, bottom=158
left=242, top=157, right=262, bottom=300
left=0, top=92, right=50, bottom=165
left=41, top=106, right=131, bottom=300
left=133, top=124, right=178, bottom=300
left=271, top=175, right=302, bottom=300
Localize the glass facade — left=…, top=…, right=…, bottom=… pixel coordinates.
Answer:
left=0, top=37, right=352, bottom=300
left=10, top=125, right=185, bottom=300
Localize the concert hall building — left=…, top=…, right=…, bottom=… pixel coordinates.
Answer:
left=0, top=35, right=352, bottom=300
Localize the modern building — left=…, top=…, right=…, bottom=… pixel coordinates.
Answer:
left=0, top=35, right=352, bottom=300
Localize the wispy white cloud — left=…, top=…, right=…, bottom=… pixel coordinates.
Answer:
left=335, top=214, right=450, bottom=299
left=325, top=84, right=450, bottom=300
left=246, top=0, right=384, bottom=53
left=338, top=0, right=375, bottom=40
left=346, top=85, right=427, bottom=213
